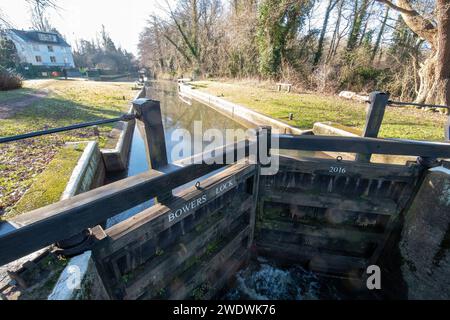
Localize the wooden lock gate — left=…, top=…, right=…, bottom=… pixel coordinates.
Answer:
left=91, top=163, right=259, bottom=300
left=256, top=155, right=423, bottom=278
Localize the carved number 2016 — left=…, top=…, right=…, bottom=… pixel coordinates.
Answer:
left=329, top=167, right=346, bottom=174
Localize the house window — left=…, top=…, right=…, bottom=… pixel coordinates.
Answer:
left=35, top=56, right=42, bottom=63
left=50, top=56, right=57, bottom=63
left=47, top=45, right=54, bottom=52
left=38, top=33, right=57, bottom=43
left=33, top=44, right=40, bottom=51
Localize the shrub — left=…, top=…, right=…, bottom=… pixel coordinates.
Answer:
left=0, top=67, right=23, bottom=91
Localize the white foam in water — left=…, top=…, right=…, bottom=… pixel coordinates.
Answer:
left=223, top=261, right=342, bottom=300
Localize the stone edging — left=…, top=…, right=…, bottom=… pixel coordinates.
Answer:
left=48, top=251, right=109, bottom=300
left=61, top=141, right=103, bottom=200
left=100, top=86, right=145, bottom=172
left=179, top=83, right=306, bottom=134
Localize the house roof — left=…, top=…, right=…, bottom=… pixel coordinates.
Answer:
left=8, top=29, right=71, bottom=47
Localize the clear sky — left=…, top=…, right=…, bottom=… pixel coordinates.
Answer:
left=1, top=0, right=172, bottom=55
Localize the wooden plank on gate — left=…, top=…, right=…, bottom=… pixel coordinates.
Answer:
left=265, top=190, right=397, bottom=215
left=169, top=226, right=250, bottom=300
left=256, top=241, right=367, bottom=275
left=123, top=198, right=253, bottom=300
left=278, top=156, right=421, bottom=182
left=259, top=220, right=384, bottom=243
left=102, top=164, right=256, bottom=256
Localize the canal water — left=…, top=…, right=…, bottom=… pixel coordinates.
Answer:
left=222, top=258, right=346, bottom=300
left=105, top=81, right=350, bottom=300
left=105, top=81, right=245, bottom=227
left=106, top=81, right=327, bottom=227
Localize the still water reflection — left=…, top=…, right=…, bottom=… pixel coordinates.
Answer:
left=106, top=81, right=245, bottom=227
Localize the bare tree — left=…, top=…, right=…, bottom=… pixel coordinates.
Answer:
left=0, top=9, right=12, bottom=29
left=326, top=0, right=351, bottom=62
left=347, top=0, right=371, bottom=50
left=313, top=0, right=338, bottom=66
left=377, top=0, right=450, bottom=107
left=371, top=6, right=390, bottom=62
left=26, top=0, right=59, bottom=32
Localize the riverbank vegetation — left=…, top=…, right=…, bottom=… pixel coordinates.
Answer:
left=73, top=26, right=138, bottom=75
left=0, top=80, right=134, bottom=217
left=191, top=80, right=447, bottom=141
left=139, top=0, right=450, bottom=112
left=2, top=144, right=85, bottom=221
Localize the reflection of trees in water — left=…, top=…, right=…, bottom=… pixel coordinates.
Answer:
left=147, top=82, right=244, bottom=133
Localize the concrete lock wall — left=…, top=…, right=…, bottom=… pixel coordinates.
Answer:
left=62, top=141, right=105, bottom=200
left=101, top=86, right=143, bottom=173
left=48, top=251, right=109, bottom=300
left=101, top=108, right=135, bottom=172
left=398, top=166, right=450, bottom=299
left=179, top=83, right=306, bottom=135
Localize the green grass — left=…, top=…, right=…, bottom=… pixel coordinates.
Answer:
left=191, top=80, right=448, bottom=141
left=0, top=87, right=37, bottom=102
left=2, top=144, right=85, bottom=221
left=0, top=80, right=135, bottom=147
left=0, top=79, right=57, bottom=102
left=0, top=79, right=135, bottom=217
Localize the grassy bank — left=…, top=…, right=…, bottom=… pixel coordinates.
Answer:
left=2, top=144, right=85, bottom=221
left=0, top=79, right=135, bottom=217
left=191, top=80, right=447, bottom=141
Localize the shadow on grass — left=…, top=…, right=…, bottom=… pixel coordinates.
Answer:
left=0, top=87, right=41, bottom=103
left=0, top=94, right=128, bottom=137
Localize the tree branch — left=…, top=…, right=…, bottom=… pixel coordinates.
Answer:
left=376, top=0, right=437, bottom=45
left=376, top=0, right=414, bottom=15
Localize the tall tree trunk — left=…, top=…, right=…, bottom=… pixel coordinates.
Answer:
left=371, top=6, right=389, bottom=62
left=347, top=0, right=359, bottom=49
left=313, top=0, right=337, bottom=66
left=377, top=0, right=449, bottom=115
left=358, top=0, right=375, bottom=47
left=429, top=0, right=450, bottom=107
left=347, top=0, right=370, bottom=50
left=326, top=0, right=344, bottom=62
left=191, top=0, right=201, bottom=74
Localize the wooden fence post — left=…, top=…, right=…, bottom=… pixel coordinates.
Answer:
left=356, top=91, right=390, bottom=162
left=133, top=98, right=168, bottom=170
left=257, top=126, right=272, bottom=166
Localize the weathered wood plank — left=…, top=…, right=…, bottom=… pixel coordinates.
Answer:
left=168, top=226, right=250, bottom=300
left=100, top=164, right=255, bottom=257
left=264, top=190, right=398, bottom=215
left=356, top=92, right=390, bottom=162
left=122, top=199, right=253, bottom=300
left=258, top=228, right=374, bottom=257
left=202, top=249, right=249, bottom=300
left=133, top=99, right=168, bottom=169
left=256, top=241, right=367, bottom=276
left=248, top=170, right=260, bottom=248
left=0, top=165, right=218, bottom=266
left=259, top=220, right=383, bottom=243
left=277, top=134, right=450, bottom=158
left=277, top=155, right=421, bottom=182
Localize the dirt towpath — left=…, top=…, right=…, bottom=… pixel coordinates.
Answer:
left=0, top=90, right=49, bottom=120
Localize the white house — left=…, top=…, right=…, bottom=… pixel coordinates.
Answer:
left=5, top=29, right=75, bottom=68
